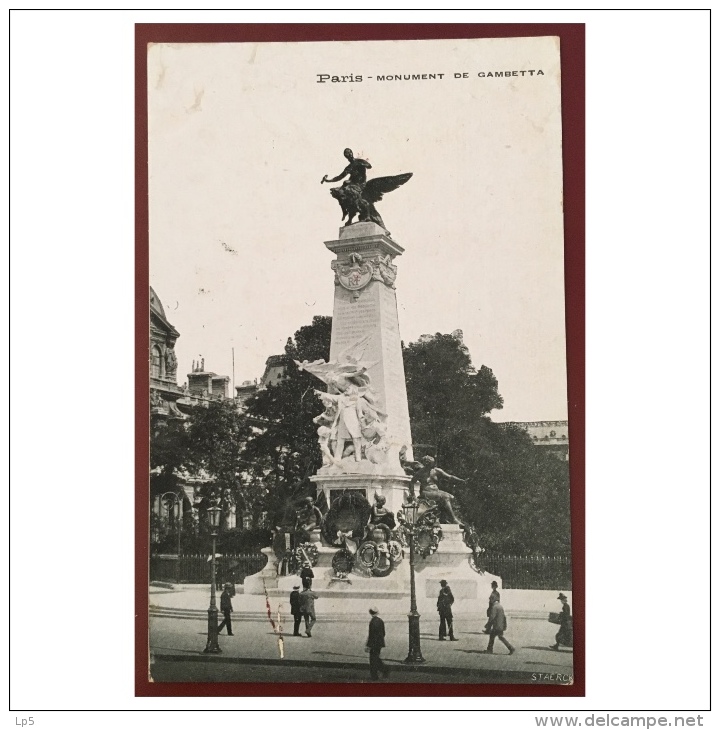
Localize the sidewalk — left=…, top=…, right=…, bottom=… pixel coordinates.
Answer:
left=148, top=584, right=575, bottom=684
left=149, top=583, right=570, bottom=619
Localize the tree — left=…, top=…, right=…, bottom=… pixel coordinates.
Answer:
left=403, top=332, right=503, bottom=465
left=185, top=398, right=257, bottom=508
left=151, top=416, right=192, bottom=493
left=403, top=332, right=570, bottom=553
left=151, top=399, right=258, bottom=542
left=241, top=316, right=332, bottom=525
left=450, top=422, right=571, bottom=553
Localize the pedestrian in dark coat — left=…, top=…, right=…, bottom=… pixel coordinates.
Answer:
left=437, top=580, right=458, bottom=640
left=289, top=585, right=303, bottom=636
left=483, top=580, right=501, bottom=633
left=217, top=583, right=234, bottom=636
left=550, top=593, right=573, bottom=650
left=299, top=587, right=318, bottom=637
left=365, top=607, right=389, bottom=680
left=300, top=562, right=315, bottom=590
left=484, top=597, right=514, bottom=655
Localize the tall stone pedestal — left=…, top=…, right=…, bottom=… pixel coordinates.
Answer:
left=325, top=222, right=413, bottom=472
left=308, top=222, right=414, bottom=513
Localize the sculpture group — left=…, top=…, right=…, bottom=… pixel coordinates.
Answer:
left=321, top=148, right=412, bottom=232
left=296, top=334, right=391, bottom=472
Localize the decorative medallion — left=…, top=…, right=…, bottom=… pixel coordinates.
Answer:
left=330, top=252, right=399, bottom=299
left=332, top=252, right=373, bottom=299
left=357, top=541, right=379, bottom=569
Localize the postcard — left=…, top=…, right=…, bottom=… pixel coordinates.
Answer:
left=141, top=28, right=583, bottom=696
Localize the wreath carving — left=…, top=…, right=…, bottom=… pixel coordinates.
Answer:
left=331, top=547, right=355, bottom=577
left=293, top=542, right=319, bottom=567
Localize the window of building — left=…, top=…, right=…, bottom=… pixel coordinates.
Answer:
left=242, top=513, right=253, bottom=530
left=151, top=346, right=163, bottom=378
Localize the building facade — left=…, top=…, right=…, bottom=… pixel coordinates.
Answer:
left=509, top=420, right=570, bottom=460
left=150, top=287, right=238, bottom=546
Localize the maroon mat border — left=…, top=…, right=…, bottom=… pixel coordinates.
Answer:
left=135, top=22, right=585, bottom=699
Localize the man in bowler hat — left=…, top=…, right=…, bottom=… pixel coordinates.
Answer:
left=365, top=607, right=389, bottom=680
left=483, top=580, right=501, bottom=633
left=289, top=585, right=303, bottom=637
left=437, top=580, right=458, bottom=641
left=217, top=583, right=234, bottom=636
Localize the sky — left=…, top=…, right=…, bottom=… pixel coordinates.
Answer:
left=148, top=36, right=567, bottom=422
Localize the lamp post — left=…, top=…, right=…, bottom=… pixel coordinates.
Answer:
left=402, top=499, right=425, bottom=664
left=204, top=501, right=222, bottom=654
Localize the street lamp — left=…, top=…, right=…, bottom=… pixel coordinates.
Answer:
left=401, top=499, right=426, bottom=664
left=204, top=501, right=222, bottom=654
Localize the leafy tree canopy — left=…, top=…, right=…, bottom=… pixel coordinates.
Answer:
left=151, top=399, right=255, bottom=509
left=403, top=332, right=503, bottom=464
left=241, top=316, right=332, bottom=524
left=186, top=399, right=253, bottom=494
left=403, top=332, right=570, bottom=553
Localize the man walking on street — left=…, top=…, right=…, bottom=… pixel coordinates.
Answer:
left=437, top=580, right=458, bottom=641
left=484, top=596, right=515, bottom=655
left=217, top=583, right=234, bottom=636
left=299, top=585, right=318, bottom=637
left=365, top=607, right=390, bottom=680
left=550, top=593, right=573, bottom=650
left=290, top=585, right=303, bottom=637
left=483, top=580, right=500, bottom=634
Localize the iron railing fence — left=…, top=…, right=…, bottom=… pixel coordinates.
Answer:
left=150, top=553, right=267, bottom=585
left=482, top=553, right=572, bottom=590
left=151, top=551, right=570, bottom=590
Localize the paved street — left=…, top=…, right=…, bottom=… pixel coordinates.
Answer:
left=149, top=612, right=574, bottom=686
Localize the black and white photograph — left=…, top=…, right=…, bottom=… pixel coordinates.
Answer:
left=10, top=8, right=711, bottom=719
left=146, top=32, right=578, bottom=688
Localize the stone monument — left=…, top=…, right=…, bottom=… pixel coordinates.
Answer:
left=244, top=154, right=500, bottom=610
